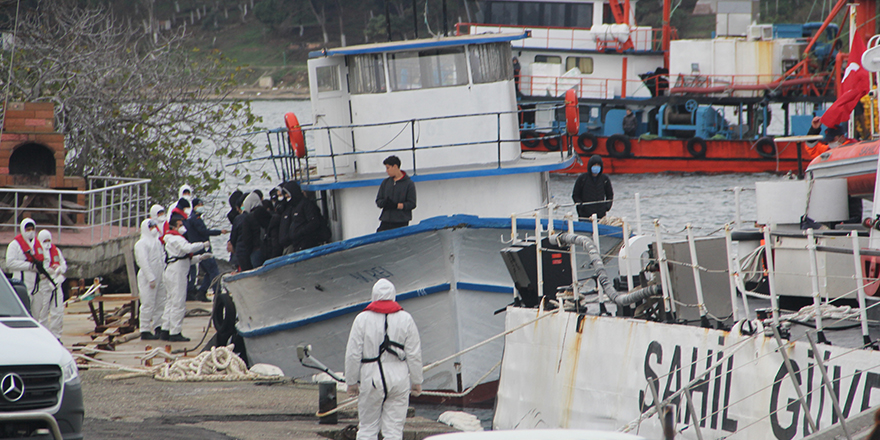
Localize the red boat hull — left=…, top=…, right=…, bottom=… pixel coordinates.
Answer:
left=523, top=136, right=808, bottom=174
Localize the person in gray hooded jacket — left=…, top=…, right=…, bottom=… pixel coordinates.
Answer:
left=375, top=155, right=416, bottom=232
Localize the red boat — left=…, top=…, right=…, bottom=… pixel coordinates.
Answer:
left=523, top=135, right=810, bottom=174
left=806, top=140, right=879, bottom=197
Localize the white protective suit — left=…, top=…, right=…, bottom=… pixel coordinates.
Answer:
left=161, top=230, right=207, bottom=335
left=345, top=279, right=423, bottom=440
left=33, top=230, right=66, bottom=337
left=5, top=219, right=39, bottom=296
left=150, top=204, right=167, bottom=239
left=135, top=219, right=167, bottom=334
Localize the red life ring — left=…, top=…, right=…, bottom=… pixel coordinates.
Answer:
left=285, top=112, right=306, bottom=158
left=564, top=89, right=579, bottom=136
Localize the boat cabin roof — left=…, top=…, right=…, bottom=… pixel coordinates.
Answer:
left=308, top=31, right=530, bottom=59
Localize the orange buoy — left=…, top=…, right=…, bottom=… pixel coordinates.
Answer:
left=564, top=89, right=579, bottom=136
left=285, top=112, right=306, bottom=158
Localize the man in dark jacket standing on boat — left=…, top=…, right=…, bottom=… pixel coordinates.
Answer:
left=375, top=155, right=417, bottom=232
left=572, top=154, right=614, bottom=220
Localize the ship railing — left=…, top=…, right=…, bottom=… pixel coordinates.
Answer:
left=514, top=195, right=880, bottom=439
left=283, top=106, right=570, bottom=184
left=519, top=74, right=669, bottom=99
left=0, top=176, right=150, bottom=245
left=456, top=22, right=667, bottom=52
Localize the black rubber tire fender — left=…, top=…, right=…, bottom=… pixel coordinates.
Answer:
left=576, top=132, right=599, bottom=155
left=686, top=137, right=708, bottom=158
left=542, top=133, right=561, bottom=151
left=521, top=130, right=540, bottom=149
left=754, top=137, right=776, bottom=159
left=213, top=293, right=237, bottom=346
left=606, top=134, right=632, bottom=158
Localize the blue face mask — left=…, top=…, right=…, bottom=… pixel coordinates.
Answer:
left=591, top=165, right=601, bottom=174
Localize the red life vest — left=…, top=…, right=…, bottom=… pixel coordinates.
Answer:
left=364, top=300, right=403, bottom=314
left=40, top=244, right=62, bottom=269
left=13, top=234, right=43, bottom=263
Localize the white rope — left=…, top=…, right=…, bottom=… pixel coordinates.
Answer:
left=780, top=304, right=862, bottom=323
left=154, top=345, right=280, bottom=382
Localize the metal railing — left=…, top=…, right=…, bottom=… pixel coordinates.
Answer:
left=0, top=176, right=150, bottom=244
left=457, top=23, right=670, bottom=52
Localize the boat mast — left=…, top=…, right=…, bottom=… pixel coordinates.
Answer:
left=662, top=0, right=671, bottom=69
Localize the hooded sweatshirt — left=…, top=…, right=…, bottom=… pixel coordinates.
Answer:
left=572, top=154, right=614, bottom=219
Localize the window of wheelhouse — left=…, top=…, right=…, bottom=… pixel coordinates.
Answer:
left=388, top=47, right=468, bottom=91
left=566, top=56, right=594, bottom=74
left=469, top=42, right=513, bottom=84
left=349, top=54, right=386, bottom=94
left=476, top=1, right=593, bottom=28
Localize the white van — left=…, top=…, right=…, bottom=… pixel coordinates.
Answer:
left=0, top=276, right=83, bottom=439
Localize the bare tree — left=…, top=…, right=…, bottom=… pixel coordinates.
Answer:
left=1, top=1, right=263, bottom=202
left=306, top=0, right=329, bottom=44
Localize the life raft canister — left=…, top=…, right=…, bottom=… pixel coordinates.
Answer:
left=285, top=112, right=306, bottom=158
left=564, top=89, right=579, bottom=136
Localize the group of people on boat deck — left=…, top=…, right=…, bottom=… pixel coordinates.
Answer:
left=5, top=218, right=67, bottom=338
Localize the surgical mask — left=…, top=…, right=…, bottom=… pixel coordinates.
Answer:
left=178, top=225, right=187, bottom=235
left=184, top=207, right=192, bottom=216
left=157, top=215, right=167, bottom=224
left=195, top=206, right=206, bottom=214
left=41, top=241, right=51, bottom=251
left=23, top=230, right=35, bottom=241
left=591, top=165, right=601, bottom=174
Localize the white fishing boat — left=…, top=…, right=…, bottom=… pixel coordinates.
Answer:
left=222, top=32, right=624, bottom=403
left=490, top=173, right=880, bottom=437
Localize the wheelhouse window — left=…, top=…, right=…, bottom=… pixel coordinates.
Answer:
left=389, top=47, right=468, bottom=91
left=534, top=55, right=561, bottom=64
left=478, top=1, right=593, bottom=28
left=316, top=66, right=340, bottom=92
left=470, top=42, right=513, bottom=84
left=566, top=56, right=594, bottom=74
left=349, top=54, right=386, bottom=94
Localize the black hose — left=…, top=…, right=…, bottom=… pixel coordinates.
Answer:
left=551, top=232, right=662, bottom=306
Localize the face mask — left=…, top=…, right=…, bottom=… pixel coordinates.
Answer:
left=178, top=225, right=187, bottom=235
left=184, top=207, right=192, bottom=216
left=42, top=241, right=51, bottom=251
left=591, top=165, right=601, bottom=174
left=23, top=230, right=35, bottom=241
left=157, top=215, right=167, bottom=224
left=195, top=206, right=206, bottom=214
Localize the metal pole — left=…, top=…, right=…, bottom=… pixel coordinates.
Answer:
left=654, top=219, right=675, bottom=318
left=623, top=218, right=634, bottom=291
left=806, top=229, right=827, bottom=344
left=771, top=325, right=819, bottom=434
left=734, top=187, right=742, bottom=229
left=536, top=212, right=544, bottom=302
left=682, top=386, right=705, bottom=440
left=327, top=128, right=339, bottom=182
left=762, top=227, right=781, bottom=328
left=497, top=113, right=502, bottom=169
left=851, top=232, right=873, bottom=347
left=686, top=224, right=711, bottom=327
left=411, top=121, right=418, bottom=175
left=442, top=0, right=448, bottom=36
left=385, top=0, right=392, bottom=41
left=724, top=225, right=745, bottom=321
left=806, top=332, right=852, bottom=440
left=412, top=0, right=418, bottom=38
left=568, top=215, right=578, bottom=311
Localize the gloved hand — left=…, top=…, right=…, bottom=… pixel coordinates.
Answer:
left=198, top=253, right=213, bottom=262
left=347, top=384, right=359, bottom=397
left=149, top=280, right=157, bottom=289
left=411, top=384, right=422, bottom=397
left=202, top=241, right=211, bottom=250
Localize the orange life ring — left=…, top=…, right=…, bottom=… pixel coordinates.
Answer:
left=285, top=112, right=306, bottom=158
left=564, top=89, right=579, bottom=136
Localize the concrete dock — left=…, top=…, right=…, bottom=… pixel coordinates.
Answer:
left=62, top=297, right=458, bottom=439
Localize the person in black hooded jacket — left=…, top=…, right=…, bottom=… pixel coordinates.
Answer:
left=572, top=154, right=614, bottom=220
left=279, top=180, right=325, bottom=253
left=234, top=192, right=270, bottom=271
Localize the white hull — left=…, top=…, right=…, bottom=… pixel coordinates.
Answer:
left=495, top=308, right=880, bottom=439
left=224, top=216, right=623, bottom=393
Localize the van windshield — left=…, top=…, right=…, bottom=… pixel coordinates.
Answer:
left=0, top=277, right=29, bottom=317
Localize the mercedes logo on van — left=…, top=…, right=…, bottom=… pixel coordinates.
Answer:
left=1, top=373, right=24, bottom=402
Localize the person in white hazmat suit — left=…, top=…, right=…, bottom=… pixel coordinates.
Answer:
left=149, top=204, right=167, bottom=242
left=135, top=218, right=167, bottom=340
left=32, top=230, right=66, bottom=337
left=5, top=219, right=40, bottom=298
left=160, top=216, right=210, bottom=342
left=345, top=278, right=423, bottom=440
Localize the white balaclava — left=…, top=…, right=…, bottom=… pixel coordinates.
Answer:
left=38, top=230, right=52, bottom=253
left=179, top=184, right=194, bottom=202
left=20, top=219, right=36, bottom=243
left=150, top=204, right=166, bottom=224
left=371, top=278, right=397, bottom=302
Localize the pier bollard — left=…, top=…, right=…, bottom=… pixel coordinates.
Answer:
left=145, top=345, right=152, bottom=367
left=319, top=382, right=338, bottom=425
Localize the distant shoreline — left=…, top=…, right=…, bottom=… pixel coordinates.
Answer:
left=231, top=86, right=309, bottom=100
